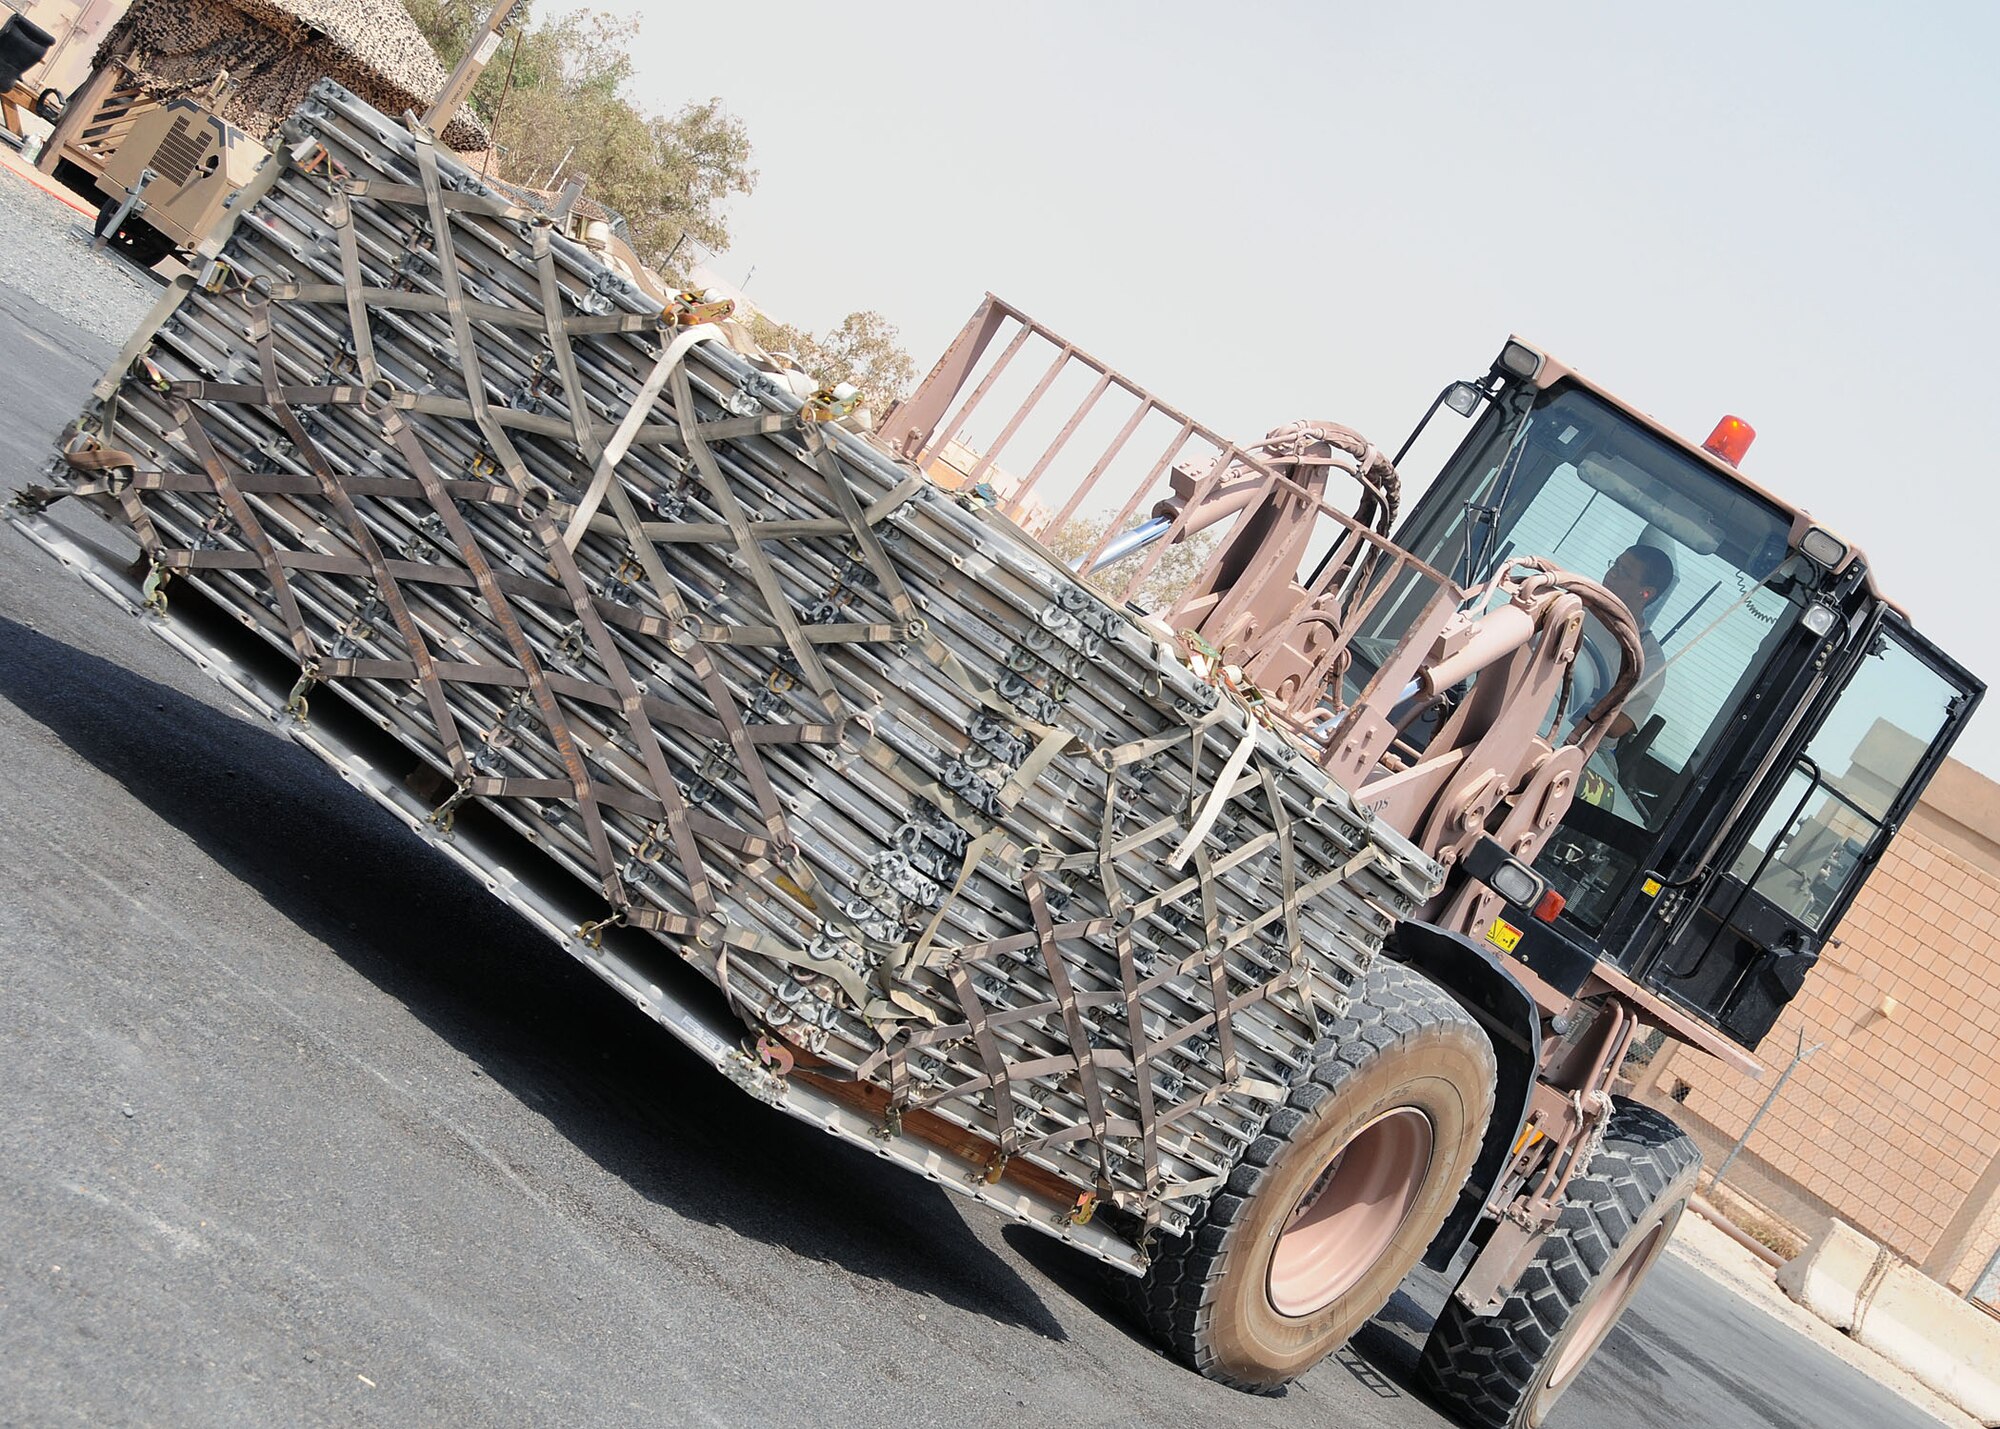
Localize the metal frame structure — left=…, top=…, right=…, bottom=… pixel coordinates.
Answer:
left=19, top=81, right=1466, bottom=1251
left=884, top=296, right=1459, bottom=742
left=8, top=506, right=1154, bottom=1270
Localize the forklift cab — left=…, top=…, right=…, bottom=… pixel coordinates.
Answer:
left=1378, top=341, right=1983, bottom=1048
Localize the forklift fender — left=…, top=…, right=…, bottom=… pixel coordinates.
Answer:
left=1383, top=921, right=1543, bottom=1272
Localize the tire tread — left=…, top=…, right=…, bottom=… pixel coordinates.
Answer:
left=1136, top=960, right=1497, bottom=1392
left=1415, top=1099, right=1700, bottom=1427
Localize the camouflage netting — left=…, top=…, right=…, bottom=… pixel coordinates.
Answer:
left=95, top=0, right=488, bottom=151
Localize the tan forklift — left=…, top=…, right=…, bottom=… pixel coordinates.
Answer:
left=15, top=78, right=1980, bottom=1429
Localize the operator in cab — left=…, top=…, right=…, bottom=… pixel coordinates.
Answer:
left=1559, top=541, right=1673, bottom=827
left=1573, top=542, right=1672, bottom=745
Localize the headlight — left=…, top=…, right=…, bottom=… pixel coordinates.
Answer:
left=1487, top=858, right=1543, bottom=908
left=1496, top=340, right=1543, bottom=382
left=1443, top=381, right=1483, bottom=416
left=1463, top=835, right=1548, bottom=910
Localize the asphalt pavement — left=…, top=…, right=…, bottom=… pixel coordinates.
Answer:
left=0, top=255, right=1958, bottom=1428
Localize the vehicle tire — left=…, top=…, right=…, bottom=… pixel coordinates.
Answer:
left=1415, top=1099, right=1700, bottom=1428
left=1136, top=959, right=1497, bottom=1392
left=94, top=199, right=177, bottom=268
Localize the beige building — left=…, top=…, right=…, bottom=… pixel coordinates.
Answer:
left=1640, top=756, right=2000, bottom=1300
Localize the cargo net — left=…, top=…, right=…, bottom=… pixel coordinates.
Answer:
left=46, top=82, right=1441, bottom=1231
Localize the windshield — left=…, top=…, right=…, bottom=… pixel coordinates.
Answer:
left=1388, top=386, right=1805, bottom=929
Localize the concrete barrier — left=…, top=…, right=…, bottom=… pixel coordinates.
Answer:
left=1776, top=1218, right=1883, bottom=1330
left=1857, top=1262, right=2000, bottom=1426
left=1779, top=1219, right=2000, bottom=1426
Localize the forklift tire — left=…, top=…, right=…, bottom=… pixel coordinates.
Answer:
left=94, top=200, right=177, bottom=268
left=1135, top=960, right=1496, bottom=1392
left=1415, top=1100, right=1700, bottom=1428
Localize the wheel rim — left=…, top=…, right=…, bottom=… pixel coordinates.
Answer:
left=1266, top=1107, right=1434, bottom=1318
left=1537, top=1212, right=1672, bottom=1409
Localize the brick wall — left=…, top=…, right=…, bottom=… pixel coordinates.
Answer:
left=1949, top=1175, right=2000, bottom=1296
left=1648, top=759, right=2000, bottom=1291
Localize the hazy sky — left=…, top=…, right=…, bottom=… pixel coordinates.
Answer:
left=551, top=0, right=1998, bottom=778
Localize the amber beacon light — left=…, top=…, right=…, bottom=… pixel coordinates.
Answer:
left=1702, top=415, right=1756, bottom=466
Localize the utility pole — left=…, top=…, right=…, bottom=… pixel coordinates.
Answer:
left=424, top=0, right=524, bottom=133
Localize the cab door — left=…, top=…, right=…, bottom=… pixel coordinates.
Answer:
left=1640, top=612, right=1982, bottom=1046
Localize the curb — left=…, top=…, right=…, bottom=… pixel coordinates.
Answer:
left=0, top=144, right=97, bottom=219
left=1689, top=1193, right=1787, bottom=1269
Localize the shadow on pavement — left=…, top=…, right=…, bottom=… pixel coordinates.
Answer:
left=1003, top=1212, right=1445, bottom=1407
left=0, top=611, right=1069, bottom=1342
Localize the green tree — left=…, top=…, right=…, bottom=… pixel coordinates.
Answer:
left=750, top=310, right=917, bottom=416
left=403, top=4, right=755, bottom=275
